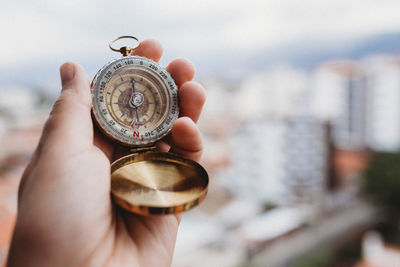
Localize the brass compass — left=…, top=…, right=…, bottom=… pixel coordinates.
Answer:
left=91, top=36, right=208, bottom=215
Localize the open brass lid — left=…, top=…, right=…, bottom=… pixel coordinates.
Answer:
left=111, top=151, right=209, bottom=215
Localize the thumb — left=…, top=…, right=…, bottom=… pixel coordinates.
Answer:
left=40, top=62, right=93, bottom=154
left=18, top=62, right=93, bottom=199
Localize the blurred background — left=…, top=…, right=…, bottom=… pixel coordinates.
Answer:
left=2, top=0, right=400, bottom=266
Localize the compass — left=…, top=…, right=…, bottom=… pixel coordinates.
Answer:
left=91, top=36, right=208, bottom=215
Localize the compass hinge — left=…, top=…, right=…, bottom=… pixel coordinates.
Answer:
left=129, top=145, right=157, bottom=154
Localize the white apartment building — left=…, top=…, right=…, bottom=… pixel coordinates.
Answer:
left=363, top=56, right=400, bottom=152
left=220, top=116, right=329, bottom=205
left=310, top=61, right=367, bottom=150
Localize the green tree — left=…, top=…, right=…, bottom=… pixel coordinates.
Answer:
left=363, top=152, right=400, bottom=211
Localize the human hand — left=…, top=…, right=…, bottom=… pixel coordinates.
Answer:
left=7, top=40, right=206, bottom=267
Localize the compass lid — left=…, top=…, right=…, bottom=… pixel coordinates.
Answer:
left=110, top=151, right=209, bottom=215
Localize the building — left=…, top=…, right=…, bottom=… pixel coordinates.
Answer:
left=311, top=60, right=367, bottom=150
left=220, top=116, right=329, bottom=205
left=356, top=231, right=400, bottom=267
left=363, top=55, right=400, bottom=152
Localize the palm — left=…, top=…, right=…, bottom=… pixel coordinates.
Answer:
left=83, top=135, right=182, bottom=267
left=61, top=146, right=180, bottom=266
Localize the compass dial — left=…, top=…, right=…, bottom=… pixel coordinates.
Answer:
left=91, top=56, right=178, bottom=146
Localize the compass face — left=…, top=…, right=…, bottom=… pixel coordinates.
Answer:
left=91, top=56, right=178, bottom=146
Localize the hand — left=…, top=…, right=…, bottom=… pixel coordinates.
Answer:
left=7, top=40, right=206, bottom=267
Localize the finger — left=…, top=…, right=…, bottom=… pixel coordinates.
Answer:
left=169, top=117, right=202, bottom=162
left=179, top=81, right=206, bottom=123
left=131, top=39, right=163, bottom=62
left=39, top=62, right=93, bottom=154
left=93, top=131, right=114, bottom=161
left=155, top=141, right=171, bottom=152
left=166, top=58, right=195, bottom=87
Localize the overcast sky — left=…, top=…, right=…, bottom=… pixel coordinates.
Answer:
left=1, top=0, right=400, bottom=86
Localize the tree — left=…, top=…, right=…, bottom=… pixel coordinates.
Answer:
left=363, top=152, right=400, bottom=211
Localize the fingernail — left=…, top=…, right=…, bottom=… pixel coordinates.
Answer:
left=60, top=63, right=75, bottom=87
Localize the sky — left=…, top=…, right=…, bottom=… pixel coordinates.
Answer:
left=1, top=0, right=400, bottom=87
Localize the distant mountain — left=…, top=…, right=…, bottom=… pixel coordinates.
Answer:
left=192, top=31, right=400, bottom=81
left=250, top=32, right=400, bottom=70
left=3, top=32, right=400, bottom=86
left=349, top=32, right=400, bottom=58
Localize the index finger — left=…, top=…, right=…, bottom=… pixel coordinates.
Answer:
left=131, top=39, right=163, bottom=62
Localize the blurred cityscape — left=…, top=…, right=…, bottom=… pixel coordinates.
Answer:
left=179, top=54, right=400, bottom=267
left=2, top=53, right=400, bottom=266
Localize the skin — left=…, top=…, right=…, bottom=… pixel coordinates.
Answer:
left=7, top=39, right=206, bottom=267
